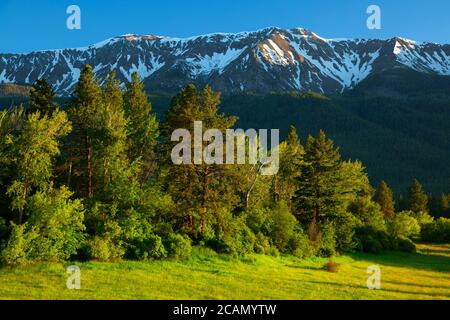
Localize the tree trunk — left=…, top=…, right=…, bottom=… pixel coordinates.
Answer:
left=86, top=135, right=93, bottom=197
left=67, top=158, right=73, bottom=186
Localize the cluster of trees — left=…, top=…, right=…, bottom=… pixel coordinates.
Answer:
left=0, top=65, right=449, bottom=265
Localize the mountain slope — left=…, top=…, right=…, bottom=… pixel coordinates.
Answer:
left=1, top=27, right=450, bottom=96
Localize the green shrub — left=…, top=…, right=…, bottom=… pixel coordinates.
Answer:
left=0, top=217, right=8, bottom=242
left=421, top=218, right=450, bottom=243
left=26, top=187, right=86, bottom=261
left=2, top=187, right=86, bottom=265
left=361, top=236, right=383, bottom=254
left=354, top=226, right=393, bottom=254
left=207, top=213, right=256, bottom=256
left=1, top=223, right=38, bottom=266
left=268, top=202, right=297, bottom=252
left=88, top=236, right=125, bottom=261
left=388, top=211, right=421, bottom=239
left=318, top=223, right=336, bottom=257
left=164, top=234, right=192, bottom=260
left=412, top=211, right=434, bottom=226
left=245, top=207, right=271, bottom=235
left=223, top=224, right=256, bottom=256
left=130, top=234, right=167, bottom=260
left=287, top=228, right=315, bottom=258
left=254, top=233, right=271, bottom=254
left=334, top=212, right=358, bottom=253
left=396, top=237, right=416, bottom=253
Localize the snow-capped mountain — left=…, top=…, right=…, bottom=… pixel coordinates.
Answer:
left=1, top=27, right=450, bottom=96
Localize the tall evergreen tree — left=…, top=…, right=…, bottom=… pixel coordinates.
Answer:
left=439, top=193, right=450, bottom=217
left=124, top=72, right=159, bottom=182
left=293, top=130, right=367, bottom=244
left=271, top=125, right=304, bottom=208
left=407, top=179, right=429, bottom=214
left=67, top=65, right=103, bottom=198
left=29, top=79, right=56, bottom=116
left=161, top=84, right=238, bottom=238
left=374, top=180, right=395, bottom=218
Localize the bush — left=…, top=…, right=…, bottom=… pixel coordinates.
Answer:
left=324, top=261, right=340, bottom=273
left=334, top=212, right=358, bottom=252
left=1, top=223, right=38, bottom=266
left=129, top=234, right=167, bottom=260
left=208, top=213, right=256, bottom=256
left=2, top=187, right=86, bottom=265
left=421, top=218, right=450, bottom=243
left=245, top=207, right=271, bottom=235
left=362, top=236, right=383, bottom=254
left=388, top=211, right=421, bottom=239
left=0, top=217, right=7, bottom=241
left=317, top=223, right=336, bottom=257
left=287, top=228, right=315, bottom=258
left=268, top=202, right=297, bottom=252
left=25, top=187, right=86, bottom=261
left=412, top=211, right=434, bottom=226
left=87, top=236, right=125, bottom=261
left=224, top=224, right=256, bottom=256
left=348, top=197, right=386, bottom=231
left=396, top=237, right=416, bottom=253
left=164, top=233, right=192, bottom=260
left=254, top=233, right=271, bottom=254
left=354, top=226, right=393, bottom=254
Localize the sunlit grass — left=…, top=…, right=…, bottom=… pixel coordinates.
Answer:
left=0, top=244, right=449, bottom=300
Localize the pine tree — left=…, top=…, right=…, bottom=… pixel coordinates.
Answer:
left=407, top=179, right=429, bottom=214
left=439, top=193, right=449, bottom=217
left=124, top=72, right=159, bottom=182
left=293, top=131, right=367, bottom=245
left=271, top=125, right=304, bottom=208
left=161, top=85, right=238, bottom=237
left=29, top=79, right=56, bottom=116
left=374, top=180, right=395, bottom=218
left=97, top=71, right=131, bottom=200
left=67, top=65, right=103, bottom=198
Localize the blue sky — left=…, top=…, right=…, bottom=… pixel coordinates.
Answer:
left=0, top=0, right=449, bottom=53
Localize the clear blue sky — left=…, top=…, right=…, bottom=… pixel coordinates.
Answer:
left=1, top=0, right=449, bottom=53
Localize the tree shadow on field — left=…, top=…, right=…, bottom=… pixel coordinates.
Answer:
left=384, top=280, right=450, bottom=291
left=299, top=280, right=450, bottom=299
left=348, top=248, right=450, bottom=274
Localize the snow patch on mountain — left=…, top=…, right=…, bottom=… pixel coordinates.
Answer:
left=394, top=39, right=450, bottom=75
left=185, top=47, right=246, bottom=76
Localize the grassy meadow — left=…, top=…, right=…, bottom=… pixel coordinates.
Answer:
left=0, top=243, right=449, bottom=300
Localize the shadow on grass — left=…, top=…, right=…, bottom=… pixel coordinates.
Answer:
left=384, top=280, right=450, bottom=291
left=348, top=249, right=450, bottom=274
left=418, top=249, right=450, bottom=257
left=300, top=280, right=450, bottom=298
left=284, top=264, right=322, bottom=271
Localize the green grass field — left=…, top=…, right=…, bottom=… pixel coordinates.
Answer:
left=0, top=244, right=449, bottom=300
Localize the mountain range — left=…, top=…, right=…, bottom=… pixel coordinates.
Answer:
left=1, top=27, right=450, bottom=96
left=1, top=27, right=450, bottom=195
